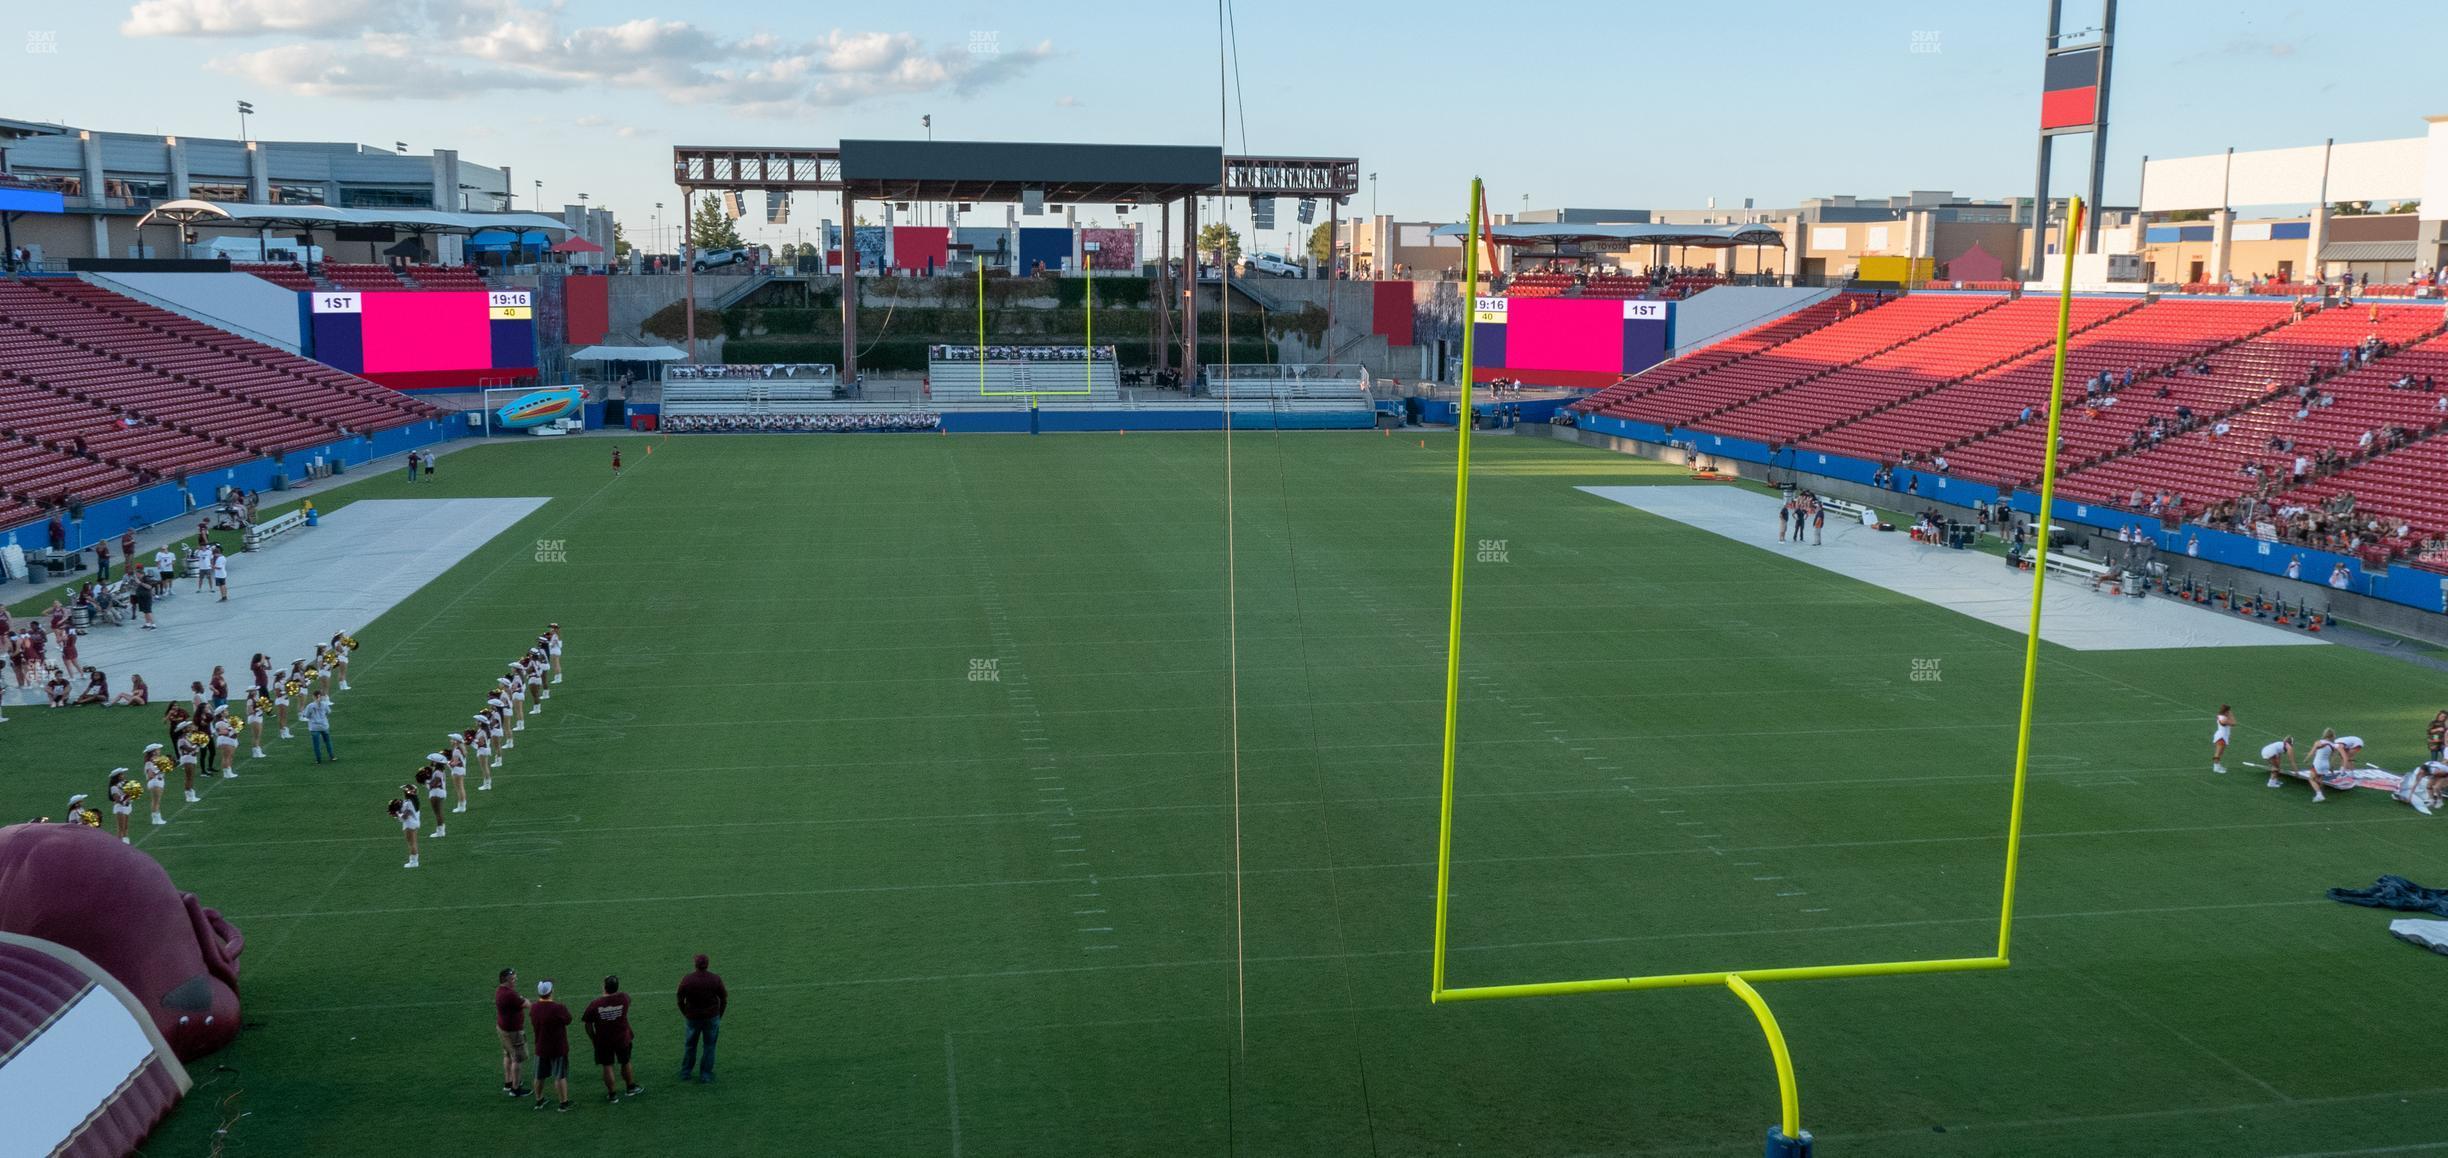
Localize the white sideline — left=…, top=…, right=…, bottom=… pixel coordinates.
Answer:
left=65, top=497, right=549, bottom=699
left=1576, top=485, right=2323, bottom=652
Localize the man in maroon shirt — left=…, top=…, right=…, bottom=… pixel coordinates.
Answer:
left=118, top=531, right=136, bottom=580
left=528, top=979, right=574, bottom=1112
left=494, top=967, right=531, bottom=1098
left=676, top=953, right=727, bottom=1083
left=583, top=975, right=643, bottom=1104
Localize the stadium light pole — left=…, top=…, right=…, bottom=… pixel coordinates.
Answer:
left=236, top=100, right=253, bottom=143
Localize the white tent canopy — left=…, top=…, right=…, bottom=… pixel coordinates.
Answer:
left=135, top=200, right=572, bottom=235
left=570, top=345, right=688, bottom=362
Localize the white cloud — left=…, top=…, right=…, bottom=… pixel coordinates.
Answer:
left=152, top=0, right=1052, bottom=114
left=123, top=0, right=393, bottom=38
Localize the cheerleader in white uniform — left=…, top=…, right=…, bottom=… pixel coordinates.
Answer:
left=175, top=728, right=203, bottom=802
left=391, top=788, right=421, bottom=868
left=330, top=632, right=357, bottom=692
left=546, top=623, right=563, bottom=685
left=505, top=668, right=529, bottom=732
left=444, top=746, right=469, bottom=813
left=141, top=745, right=169, bottom=826
left=421, top=762, right=451, bottom=837
left=214, top=714, right=240, bottom=778
left=2211, top=705, right=2234, bottom=774
left=487, top=692, right=514, bottom=751
left=247, top=691, right=271, bottom=758
left=108, top=769, right=136, bottom=844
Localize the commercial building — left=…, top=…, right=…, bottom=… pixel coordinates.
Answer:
left=0, top=117, right=518, bottom=263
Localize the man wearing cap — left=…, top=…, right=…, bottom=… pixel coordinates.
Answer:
left=495, top=968, right=532, bottom=1099
left=676, top=953, right=727, bottom=1083
left=529, top=979, right=573, bottom=1111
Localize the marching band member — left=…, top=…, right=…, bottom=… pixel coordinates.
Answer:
left=142, top=744, right=169, bottom=826
left=108, top=768, right=137, bottom=843
left=390, top=787, right=422, bottom=869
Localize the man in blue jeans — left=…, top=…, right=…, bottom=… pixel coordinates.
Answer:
left=301, top=690, right=336, bottom=763
left=676, top=953, right=727, bottom=1083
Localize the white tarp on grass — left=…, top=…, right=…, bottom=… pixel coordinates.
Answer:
left=1576, top=485, right=2325, bottom=652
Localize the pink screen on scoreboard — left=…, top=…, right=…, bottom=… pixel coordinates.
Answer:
left=360, top=293, right=492, bottom=373
left=1502, top=297, right=1622, bottom=372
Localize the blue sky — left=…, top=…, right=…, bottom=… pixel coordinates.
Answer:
left=7, top=1, right=2440, bottom=254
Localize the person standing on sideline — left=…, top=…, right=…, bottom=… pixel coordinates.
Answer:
left=119, top=530, right=136, bottom=580
left=1811, top=497, right=1826, bottom=546
left=423, top=450, right=436, bottom=481
left=584, top=976, right=643, bottom=1104
left=676, top=954, right=727, bottom=1083
left=495, top=967, right=532, bottom=1100
left=611, top=446, right=622, bottom=476
left=302, top=689, right=336, bottom=763
left=211, top=547, right=229, bottom=602
left=530, top=980, right=574, bottom=1111
left=405, top=451, right=420, bottom=483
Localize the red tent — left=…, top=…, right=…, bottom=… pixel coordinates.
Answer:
left=550, top=235, right=604, bottom=254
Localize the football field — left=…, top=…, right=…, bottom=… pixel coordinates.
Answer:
left=11, top=431, right=2447, bottom=1157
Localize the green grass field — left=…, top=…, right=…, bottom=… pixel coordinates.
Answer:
left=9, top=431, right=2447, bottom=1157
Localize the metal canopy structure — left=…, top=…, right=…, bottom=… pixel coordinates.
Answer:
left=669, top=139, right=1362, bottom=384
left=1429, top=222, right=1787, bottom=249
left=135, top=200, right=571, bottom=236
left=671, top=142, right=1359, bottom=200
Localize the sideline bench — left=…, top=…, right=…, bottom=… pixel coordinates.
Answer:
left=243, top=510, right=308, bottom=551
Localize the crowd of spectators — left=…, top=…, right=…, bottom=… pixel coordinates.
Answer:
left=657, top=412, right=941, bottom=434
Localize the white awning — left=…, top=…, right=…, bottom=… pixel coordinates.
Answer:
left=135, top=200, right=572, bottom=235
left=570, top=345, right=689, bottom=362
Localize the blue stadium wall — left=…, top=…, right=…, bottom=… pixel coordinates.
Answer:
left=1577, top=411, right=2448, bottom=616
left=2, top=419, right=460, bottom=557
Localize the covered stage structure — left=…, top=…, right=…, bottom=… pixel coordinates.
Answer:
left=670, top=140, right=1361, bottom=382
